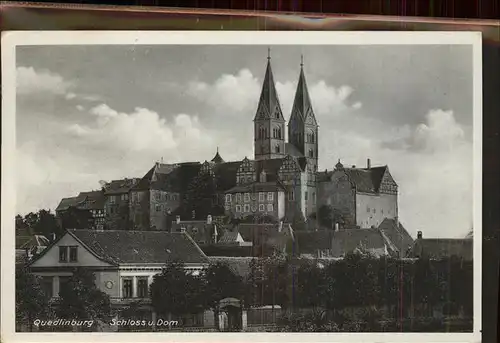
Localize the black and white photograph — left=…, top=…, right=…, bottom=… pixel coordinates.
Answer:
left=1, top=31, right=482, bottom=342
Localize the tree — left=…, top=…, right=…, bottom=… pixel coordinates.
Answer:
left=20, top=209, right=62, bottom=240
left=295, top=260, right=327, bottom=309
left=56, top=268, right=111, bottom=331
left=183, top=173, right=224, bottom=219
left=203, top=262, right=245, bottom=328
left=317, top=205, right=346, bottom=230
left=150, top=261, right=204, bottom=319
left=16, top=267, right=51, bottom=331
left=59, top=207, right=94, bottom=231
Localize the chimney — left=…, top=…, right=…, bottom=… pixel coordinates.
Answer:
left=417, top=231, right=422, bottom=239
left=278, top=221, right=283, bottom=233
left=367, top=158, right=371, bottom=169
left=176, top=215, right=181, bottom=224
left=207, top=215, right=212, bottom=225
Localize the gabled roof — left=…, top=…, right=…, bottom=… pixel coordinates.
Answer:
left=133, top=162, right=202, bottom=193
left=56, top=191, right=105, bottom=211
left=103, top=178, right=140, bottom=195
left=378, top=218, right=414, bottom=257
left=255, top=158, right=284, bottom=178
left=254, top=55, right=284, bottom=121
left=331, top=228, right=389, bottom=258
left=66, top=229, right=208, bottom=265
left=410, top=238, right=473, bottom=260
left=318, top=165, right=392, bottom=194
left=19, top=235, right=50, bottom=250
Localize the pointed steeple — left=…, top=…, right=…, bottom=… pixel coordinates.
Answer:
left=211, top=147, right=225, bottom=164
left=254, top=48, right=284, bottom=121
left=290, top=56, right=315, bottom=123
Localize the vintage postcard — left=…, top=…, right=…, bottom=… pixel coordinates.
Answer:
left=1, top=31, right=482, bottom=343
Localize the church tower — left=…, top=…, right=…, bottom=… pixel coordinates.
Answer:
left=288, top=55, right=319, bottom=171
left=254, top=48, right=286, bottom=161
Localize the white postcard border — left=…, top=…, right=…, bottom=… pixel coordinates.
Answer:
left=1, top=30, right=483, bottom=343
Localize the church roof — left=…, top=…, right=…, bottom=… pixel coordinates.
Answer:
left=289, top=61, right=316, bottom=124
left=254, top=53, right=284, bottom=121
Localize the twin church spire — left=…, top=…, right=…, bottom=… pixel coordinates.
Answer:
left=254, top=48, right=318, bottom=170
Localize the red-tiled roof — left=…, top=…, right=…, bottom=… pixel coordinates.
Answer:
left=69, top=229, right=209, bottom=265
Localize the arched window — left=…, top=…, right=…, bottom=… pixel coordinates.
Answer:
left=310, top=131, right=315, bottom=143
left=259, top=126, right=265, bottom=139
left=277, top=127, right=282, bottom=139
left=309, top=149, right=314, bottom=158
left=275, top=145, right=280, bottom=153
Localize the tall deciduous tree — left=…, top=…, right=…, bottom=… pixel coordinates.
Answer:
left=203, top=261, right=245, bottom=329
left=59, top=207, right=94, bottom=231
left=150, top=261, right=204, bottom=319
left=56, top=268, right=111, bottom=331
left=19, top=209, right=62, bottom=240
left=183, top=173, right=224, bottom=219
left=317, top=205, right=346, bottom=230
left=16, top=267, right=51, bottom=332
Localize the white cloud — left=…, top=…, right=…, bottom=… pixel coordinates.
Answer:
left=188, top=69, right=362, bottom=119
left=413, top=109, right=466, bottom=153
left=319, top=109, right=472, bottom=238
left=17, top=66, right=73, bottom=95
left=188, top=69, right=260, bottom=113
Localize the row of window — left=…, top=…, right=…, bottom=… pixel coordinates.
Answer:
left=108, top=194, right=128, bottom=204
left=233, top=203, right=274, bottom=213
left=122, top=277, right=149, bottom=298
left=257, top=126, right=283, bottom=140
left=40, top=276, right=71, bottom=298
left=154, top=193, right=179, bottom=202
left=90, top=209, right=104, bottom=216
left=366, top=207, right=391, bottom=215
left=59, top=246, right=78, bottom=263
left=155, top=204, right=172, bottom=213
left=226, top=192, right=274, bottom=203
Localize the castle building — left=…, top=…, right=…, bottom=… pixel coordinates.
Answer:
left=56, top=51, right=399, bottom=232
left=317, top=159, right=399, bottom=229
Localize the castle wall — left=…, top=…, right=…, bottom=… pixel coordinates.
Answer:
left=355, top=192, right=398, bottom=229
left=129, top=190, right=150, bottom=230
left=104, top=194, right=130, bottom=230
left=317, top=172, right=356, bottom=227
left=149, top=190, right=181, bottom=231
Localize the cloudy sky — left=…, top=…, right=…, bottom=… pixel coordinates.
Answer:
left=16, top=44, right=473, bottom=238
